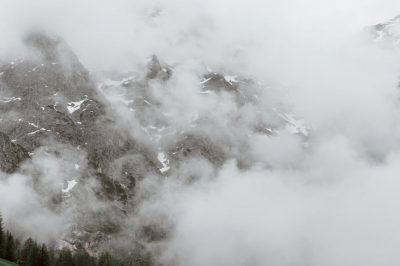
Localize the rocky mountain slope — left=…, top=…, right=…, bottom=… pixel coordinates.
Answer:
left=0, top=31, right=310, bottom=264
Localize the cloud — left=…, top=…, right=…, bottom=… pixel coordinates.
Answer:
left=2, top=0, right=400, bottom=265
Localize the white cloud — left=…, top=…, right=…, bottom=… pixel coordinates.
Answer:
left=2, top=0, right=400, bottom=265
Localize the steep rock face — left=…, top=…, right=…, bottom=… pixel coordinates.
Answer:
left=146, top=55, right=172, bottom=80
left=0, top=31, right=157, bottom=177
left=168, top=133, right=226, bottom=167
left=0, top=31, right=95, bottom=153
left=0, top=32, right=158, bottom=262
left=0, top=31, right=311, bottom=264
left=0, top=131, right=29, bottom=173
left=2, top=33, right=94, bottom=100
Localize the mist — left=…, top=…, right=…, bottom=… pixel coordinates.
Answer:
left=2, top=0, right=400, bottom=265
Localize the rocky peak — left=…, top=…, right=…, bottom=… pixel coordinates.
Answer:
left=146, top=55, right=172, bottom=80
left=370, top=14, right=400, bottom=46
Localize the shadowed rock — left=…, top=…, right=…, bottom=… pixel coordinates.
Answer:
left=146, top=55, right=172, bottom=81
left=0, top=31, right=161, bottom=258
left=0, top=131, right=29, bottom=173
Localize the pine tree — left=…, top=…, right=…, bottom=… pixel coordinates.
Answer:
left=19, top=238, right=35, bottom=266
left=28, top=241, right=40, bottom=266
left=74, top=250, right=96, bottom=266
left=56, top=248, right=74, bottom=266
left=48, top=247, right=57, bottom=266
left=0, top=213, right=4, bottom=258
left=98, top=252, right=123, bottom=266
left=4, top=231, right=16, bottom=262
left=97, top=253, right=111, bottom=266
left=14, top=238, right=21, bottom=263
left=38, top=244, right=50, bottom=266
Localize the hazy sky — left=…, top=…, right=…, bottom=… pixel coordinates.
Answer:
left=1, top=0, right=400, bottom=70
left=2, top=1, right=400, bottom=266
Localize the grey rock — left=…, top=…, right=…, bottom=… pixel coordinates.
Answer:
left=0, top=131, right=29, bottom=173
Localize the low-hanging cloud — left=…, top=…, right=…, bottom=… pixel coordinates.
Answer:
left=3, top=0, right=400, bottom=265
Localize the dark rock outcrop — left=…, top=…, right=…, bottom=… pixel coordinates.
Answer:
left=0, top=31, right=161, bottom=258
left=0, top=131, right=29, bottom=173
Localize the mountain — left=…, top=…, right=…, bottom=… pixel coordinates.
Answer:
left=0, top=30, right=310, bottom=264
left=370, top=14, right=400, bottom=46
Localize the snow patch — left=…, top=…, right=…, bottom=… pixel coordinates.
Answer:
left=28, top=122, right=39, bottom=128
left=67, top=99, right=87, bottom=114
left=200, top=77, right=212, bottom=84
left=0, top=97, right=22, bottom=103
left=224, top=75, right=238, bottom=84
left=157, top=152, right=170, bottom=173
left=279, top=112, right=310, bottom=137
left=199, top=90, right=215, bottom=95
left=27, top=128, right=50, bottom=136
left=62, top=180, right=78, bottom=193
